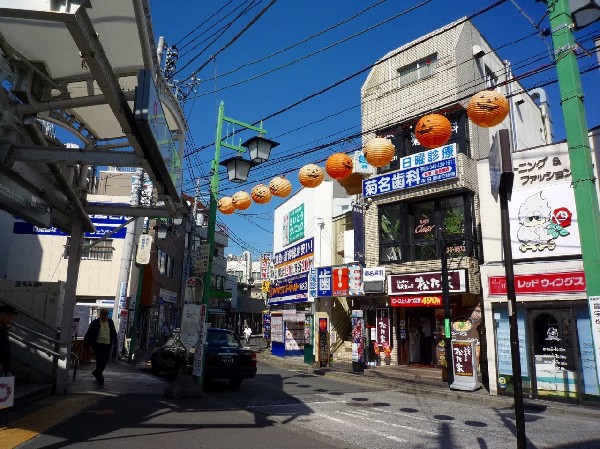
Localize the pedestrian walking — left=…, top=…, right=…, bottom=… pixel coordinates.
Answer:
left=243, top=325, right=252, bottom=346
left=0, top=304, right=18, bottom=375
left=84, top=308, right=117, bottom=385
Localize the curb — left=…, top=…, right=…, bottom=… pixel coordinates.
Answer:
left=257, top=353, right=600, bottom=420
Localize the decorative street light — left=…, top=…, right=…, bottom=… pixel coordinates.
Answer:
left=198, top=101, right=278, bottom=389
left=569, top=0, right=600, bottom=29
left=219, top=156, right=258, bottom=183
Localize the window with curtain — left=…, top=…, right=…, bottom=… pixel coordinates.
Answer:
left=397, top=54, right=438, bottom=88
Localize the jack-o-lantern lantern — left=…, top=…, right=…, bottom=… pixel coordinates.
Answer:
left=269, top=176, right=292, bottom=198
left=232, top=191, right=251, bottom=210
left=364, top=137, right=395, bottom=168
left=467, top=90, right=509, bottom=127
left=217, top=196, right=235, bottom=215
left=414, top=114, right=452, bottom=149
left=338, top=172, right=364, bottom=195
left=298, top=164, right=324, bottom=188
left=251, top=184, right=272, bottom=204
left=325, top=152, right=353, bottom=180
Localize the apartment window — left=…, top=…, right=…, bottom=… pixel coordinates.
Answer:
left=81, top=238, right=114, bottom=261
left=398, top=54, right=438, bottom=88
left=378, top=194, right=476, bottom=263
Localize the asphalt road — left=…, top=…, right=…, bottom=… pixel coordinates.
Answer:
left=11, top=361, right=600, bottom=449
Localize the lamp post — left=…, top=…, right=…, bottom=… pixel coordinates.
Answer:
left=542, top=0, right=600, bottom=389
left=199, top=101, right=277, bottom=388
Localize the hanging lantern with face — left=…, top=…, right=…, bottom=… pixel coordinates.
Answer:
left=325, top=152, right=353, bottom=180
left=467, top=90, right=509, bottom=128
left=269, top=176, right=292, bottom=198
left=414, top=114, right=452, bottom=149
left=251, top=184, right=272, bottom=204
left=298, top=164, right=324, bottom=188
left=217, top=196, right=235, bottom=214
left=364, top=137, right=395, bottom=168
left=232, top=191, right=251, bottom=210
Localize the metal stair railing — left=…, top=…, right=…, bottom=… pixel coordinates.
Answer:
left=1, top=300, right=65, bottom=393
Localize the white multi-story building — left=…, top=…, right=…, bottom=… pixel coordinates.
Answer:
left=360, top=18, right=548, bottom=376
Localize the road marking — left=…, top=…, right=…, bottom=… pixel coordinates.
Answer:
left=316, top=412, right=408, bottom=443
left=0, top=394, right=101, bottom=449
left=337, top=410, right=438, bottom=436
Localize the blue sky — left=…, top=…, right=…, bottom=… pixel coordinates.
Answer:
left=148, top=0, right=600, bottom=259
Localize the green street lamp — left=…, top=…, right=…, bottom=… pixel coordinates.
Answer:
left=569, top=0, right=600, bottom=29
left=198, top=101, right=277, bottom=388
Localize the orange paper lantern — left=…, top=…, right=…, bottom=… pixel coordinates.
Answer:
left=217, top=196, right=235, bottom=215
left=364, top=137, right=395, bottom=168
left=415, top=114, right=452, bottom=149
left=251, top=184, right=272, bottom=204
left=467, top=90, right=509, bottom=127
left=232, top=191, right=251, bottom=210
left=298, top=164, right=324, bottom=188
left=338, top=172, right=364, bottom=195
left=269, top=176, right=292, bottom=198
left=325, top=152, right=353, bottom=180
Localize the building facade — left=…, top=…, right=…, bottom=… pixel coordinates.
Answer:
left=360, top=19, right=548, bottom=378
left=477, top=134, right=600, bottom=404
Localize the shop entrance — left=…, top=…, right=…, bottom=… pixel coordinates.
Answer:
left=406, top=308, right=436, bottom=365
left=529, top=308, right=579, bottom=401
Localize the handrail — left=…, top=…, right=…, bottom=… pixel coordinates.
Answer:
left=11, top=321, right=62, bottom=347
left=0, top=298, right=61, bottom=333
left=8, top=331, right=66, bottom=360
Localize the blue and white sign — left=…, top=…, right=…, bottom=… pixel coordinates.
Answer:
left=13, top=213, right=130, bottom=239
left=363, top=144, right=457, bottom=198
left=317, top=267, right=333, bottom=297
left=308, top=267, right=317, bottom=302
left=273, top=237, right=314, bottom=266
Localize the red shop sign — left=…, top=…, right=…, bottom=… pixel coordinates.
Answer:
left=390, top=296, right=442, bottom=307
left=488, top=271, right=586, bottom=295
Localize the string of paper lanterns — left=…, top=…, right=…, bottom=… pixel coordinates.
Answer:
left=218, top=90, right=510, bottom=215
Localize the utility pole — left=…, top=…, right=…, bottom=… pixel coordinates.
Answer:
left=544, top=0, right=600, bottom=381
left=113, top=168, right=143, bottom=356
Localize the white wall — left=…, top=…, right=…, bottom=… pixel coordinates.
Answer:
left=273, top=181, right=334, bottom=267
left=477, top=140, right=600, bottom=264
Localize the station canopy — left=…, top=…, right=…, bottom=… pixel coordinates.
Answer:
left=0, top=0, right=186, bottom=233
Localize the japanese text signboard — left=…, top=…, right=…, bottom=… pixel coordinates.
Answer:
left=363, top=144, right=457, bottom=198
left=388, top=270, right=467, bottom=295
left=267, top=274, right=308, bottom=305
left=347, top=263, right=364, bottom=296
left=488, top=271, right=586, bottom=296
left=282, top=204, right=305, bottom=246
left=376, top=308, right=390, bottom=345
left=273, top=237, right=314, bottom=280
left=450, top=339, right=480, bottom=391
left=390, top=295, right=442, bottom=307
left=317, top=267, right=332, bottom=297
left=332, top=266, right=349, bottom=296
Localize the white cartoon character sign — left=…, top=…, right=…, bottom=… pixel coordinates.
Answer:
left=517, top=192, right=570, bottom=252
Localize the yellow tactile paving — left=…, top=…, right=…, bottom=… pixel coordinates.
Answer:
left=0, top=394, right=101, bottom=448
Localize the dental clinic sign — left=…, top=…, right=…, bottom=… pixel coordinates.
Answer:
left=363, top=144, right=457, bottom=198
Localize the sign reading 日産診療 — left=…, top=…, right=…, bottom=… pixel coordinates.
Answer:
left=363, top=144, right=457, bottom=198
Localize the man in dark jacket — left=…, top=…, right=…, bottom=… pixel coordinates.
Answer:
left=0, top=304, right=18, bottom=375
left=84, top=308, right=117, bottom=385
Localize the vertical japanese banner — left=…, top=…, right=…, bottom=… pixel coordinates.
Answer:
left=193, top=305, right=207, bottom=377
left=375, top=308, right=390, bottom=345
left=351, top=310, right=364, bottom=363
left=588, top=296, right=600, bottom=384
left=353, top=203, right=365, bottom=264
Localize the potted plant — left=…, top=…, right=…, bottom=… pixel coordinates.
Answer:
left=382, top=342, right=392, bottom=365
left=373, top=341, right=381, bottom=366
